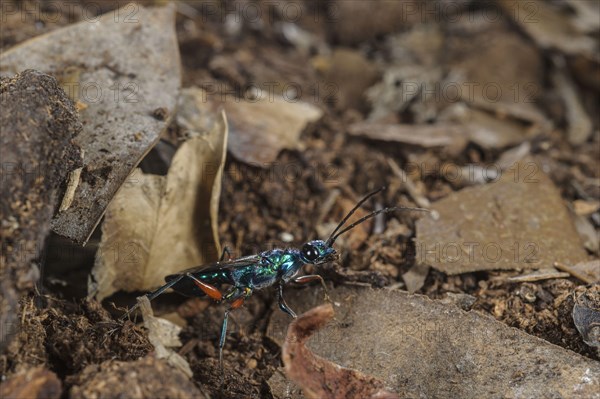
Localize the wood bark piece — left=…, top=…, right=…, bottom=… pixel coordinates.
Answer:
left=0, top=70, right=82, bottom=353
left=268, top=286, right=600, bottom=399
left=0, top=3, right=181, bottom=244
left=415, top=160, right=588, bottom=274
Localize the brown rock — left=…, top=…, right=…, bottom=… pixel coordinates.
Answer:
left=416, top=159, right=588, bottom=274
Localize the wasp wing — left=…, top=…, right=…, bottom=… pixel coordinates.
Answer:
left=167, top=254, right=262, bottom=276
left=164, top=254, right=262, bottom=297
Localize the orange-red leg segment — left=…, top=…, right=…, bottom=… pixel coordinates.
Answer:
left=186, top=273, right=223, bottom=300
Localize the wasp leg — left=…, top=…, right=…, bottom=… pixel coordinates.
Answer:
left=120, top=274, right=185, bottom=321
left=219, top=246, right=232, bottom=262
left=277, top=284, right=297, bottom=319
left=219, top=309, right=231, bottom=371
left=293, top=274, right=331, bottom=304
left=219, top=287, right=252, bottom=370
left=186, top=273, right=223, bottom=301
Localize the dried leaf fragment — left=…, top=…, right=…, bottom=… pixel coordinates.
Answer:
left=555, top=260, right=600, bottom=284
left=91, top=110, right=228, bottom=300
left=138, top=296, right=192, bottom=378
left=498, top=0, right=597, bottom=57
left=282, top=304, right=399, bottom=399
left=224, top=93, right=323, bottom=166
left=69, top=356, right=205, bottom=399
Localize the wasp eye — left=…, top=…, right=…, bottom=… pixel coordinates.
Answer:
left=302, top=243, right=319, bottom=261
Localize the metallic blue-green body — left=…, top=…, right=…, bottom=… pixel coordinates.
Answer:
left=166, top=240, right=334, bottom=297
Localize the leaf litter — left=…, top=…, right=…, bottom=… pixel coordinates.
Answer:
left=220, top=91, right=323, bottom=166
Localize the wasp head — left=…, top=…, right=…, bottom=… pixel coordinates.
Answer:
left=300, top=240, right=338, bottom=265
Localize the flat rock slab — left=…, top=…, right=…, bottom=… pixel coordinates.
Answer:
left=268, top=286, right=600, bottom=399
left=0, top=4, right=181, bottom=244
left=415, top=160, right=588, bottom=274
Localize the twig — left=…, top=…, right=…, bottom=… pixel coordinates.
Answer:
left=387, top=158, right=430, bottom=208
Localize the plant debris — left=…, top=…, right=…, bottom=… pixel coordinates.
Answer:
left=572, top=285, right=600, bottom=350
left=555, top=260, right=600, bottom=284
left=0, top=367, right=62, bottom=399
left=69, top=356, right=205, bottom=399
left=1, top=1, right=598, bottom=397
left=138, top=296, right=192, bottom=378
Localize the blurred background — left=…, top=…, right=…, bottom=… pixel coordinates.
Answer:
left=1, top=1, right=598, bottom=398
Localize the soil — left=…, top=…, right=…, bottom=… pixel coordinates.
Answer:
left=0, top=1, right=598, bottom=398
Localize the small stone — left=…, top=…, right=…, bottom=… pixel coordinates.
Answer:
left=246, top=358, right=258, bottom=369
left=280, top=232, right=294, bottom=243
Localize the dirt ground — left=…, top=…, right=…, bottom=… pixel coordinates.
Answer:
left=0, top=1, right=598, bottom=398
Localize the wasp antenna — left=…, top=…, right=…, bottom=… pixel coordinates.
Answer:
left=328, top=206, right=429, bottom=246
left=325, top=187, right=386, bottom=245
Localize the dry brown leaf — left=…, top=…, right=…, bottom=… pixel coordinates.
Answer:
left=573, top=200, right=600, bottom=216
left=90, top=110, right=228, bottom=300
left=498, top=0, right=597, bottom=57
left=555, top=260, right=600, bottom=284
left=0, top=3, right=181, bottom=244
left=223, top=93, right=323, bottom=166
left=282, top=304, right=399, bottom=399
left=574, top=214, right=600, bottom=254
left=551, top=62, right=593, bottom=145
left=402, top=263, right=430, bottom=293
